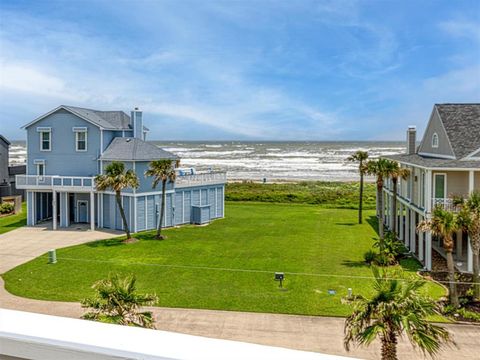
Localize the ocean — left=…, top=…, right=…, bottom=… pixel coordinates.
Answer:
left=9, top=140, right=404, bottom=182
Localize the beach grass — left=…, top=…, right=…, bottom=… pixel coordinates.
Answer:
left=3, top=202, right=444, bottom=317
left=226, top=181, right=377, bottom=209
left=0, top=202, right=27, bottom=235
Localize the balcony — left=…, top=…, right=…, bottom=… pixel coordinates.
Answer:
left=16, top=175, right=95, bottom=192
left=175, top=171, right=227, bottom=188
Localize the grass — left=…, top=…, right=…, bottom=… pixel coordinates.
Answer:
left=226, top=181, right=377, bottom=209
left=3, top=202, right=445, bottom=317
left=0, top=202, right=27, bottom=235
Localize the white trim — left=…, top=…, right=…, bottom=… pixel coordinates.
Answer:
left=145, top=195, right=148, bottom=230
left=182, top=191, right=185, bottom=223
left=389, top=159, right=479, bottom=171
left=133, top=196, right=137, bottom=232
left=76, top=200, right=89, bottom=223
left=75, top=130, right=88, bottom=152
left=23, top=106, right=105, bottom=130
left=132, top=162, right=136, bottom=194
left=39, top=130, right=51, bottom=152
left=431, top=132, right=439, bottom=148
left=417, top=152, right=455, bottom=160
left=433, top=173, right=447, bottom=200
left=463, top=147, right=480, bottom=160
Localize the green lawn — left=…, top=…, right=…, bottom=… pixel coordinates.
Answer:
left=0, top=202, right=27, bottom=235
left=2, top=202, right=445, bottom=317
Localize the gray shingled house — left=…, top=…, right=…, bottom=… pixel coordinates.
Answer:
left=381, top=103, right=480, bottom=273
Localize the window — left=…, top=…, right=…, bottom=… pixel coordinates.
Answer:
left=434, top=173, right=446, bottom=199
left=37, top=163, right=44, bottom=176
left=76, top=131, right=87, bottom=151
left=40, top=131, right=51, bottom=151
left=432, top=133, right=439, bottom=148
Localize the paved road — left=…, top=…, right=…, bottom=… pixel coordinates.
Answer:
left=0, top=225, right=479, bottom=359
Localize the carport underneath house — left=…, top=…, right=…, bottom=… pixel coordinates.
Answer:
left=19, top=174, right=226, bottom=232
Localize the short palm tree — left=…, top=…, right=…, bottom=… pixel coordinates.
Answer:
left=344, top=267, right=452, bottom=360
left=457, top=191, right=480, bottom=298
left=81, top=274, right=158, bottom=329
left=95, top=161, right=139, bottom=240
left=390, top=164, right=410, bottom=235
left=347, top=151, right=369, bottom=224
left=365, top=158, right=397, bottom=249
left=418, top=206, right=460, bottom=307
left=145, top=159, right=177, bottom=239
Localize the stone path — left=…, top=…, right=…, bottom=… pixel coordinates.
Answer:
left=1, top=225, right=479, bottom=359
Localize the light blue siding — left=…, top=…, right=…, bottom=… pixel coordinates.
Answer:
left=183, top=191, right=191, bottom=224
left=146, top=195, right=155, bottom=229
left=26, top=109, right=101, bottom=176
left=137, top=196, right=146, bottom=231
left=216, top=186, right=224, bottom=217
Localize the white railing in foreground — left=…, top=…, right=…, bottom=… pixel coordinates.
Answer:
left=0, top=309, right=351, bottom=360
left=15, top=175, right=95, bottom=190
left=175, top=171, right=227, bottom=187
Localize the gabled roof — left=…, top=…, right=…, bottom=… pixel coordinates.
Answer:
left=23, top=105, right=149, bottom=131
left=435, top=104, right=480, bottom=159
left=99, top=137, right=179, bottom=161
left=0, top=134, right=11, bottom=147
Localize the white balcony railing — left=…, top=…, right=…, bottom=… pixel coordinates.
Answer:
left=15, top=175, right=95, bottom=191
left=432, top=198, right=463, bottom=212
left=175, top=171, right=227, bottom=188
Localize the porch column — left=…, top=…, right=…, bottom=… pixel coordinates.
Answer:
left=399, top=203, right=404, bottom=241
left=27, top=191, right=35, bottom=226
left=52, top=190, right=57, bottom=230
left=405, top=208, right=410, bottom=248
left=90, top=191, right=95, bottom=231
left=410, top=210, right=416, bottom=255
left=468, top=170, right=474, bottom=194
left=425, top=229, right=432, bottom=270
left=419, top=216, right=424, bottom=261
left=468, top=236, right=473, bottom=272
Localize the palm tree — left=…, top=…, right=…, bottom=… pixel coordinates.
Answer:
left=347, top=151, right=369, bottom=224
left=390, top=164, right=410, bottom=236
left=365, top=158, right=396, bottom=249
left=81, top=274, right=158, bottom=329
left=344, top=267, right=452, bottom=360
left=418, top=207, right=460, bottom=307
left=145, top=159, right=177, bottom=239
left=457, top=191, right=480, bottom=298
left=95, top=161, right=139, bottom=240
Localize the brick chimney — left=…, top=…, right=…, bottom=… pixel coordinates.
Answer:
left=131, top=107, right=143, bottom=139
left=406, top=126, right=416, bottom=155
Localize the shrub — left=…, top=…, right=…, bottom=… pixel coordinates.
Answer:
left=0, top=202, right=14, bottom=214
left=373, top=231, right=406, bottom=265
left=373, top=253, right=395, bottom=266
left=363, top=250, right=377, bottom=265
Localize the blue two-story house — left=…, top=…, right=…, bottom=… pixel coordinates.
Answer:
left=16, top=105, right=226, bottom=232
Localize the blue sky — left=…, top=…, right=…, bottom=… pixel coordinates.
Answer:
left=0, top=0, right=479, bottom=140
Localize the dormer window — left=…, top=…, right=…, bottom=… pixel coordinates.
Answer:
left=432, top=133, right=439, bottom=148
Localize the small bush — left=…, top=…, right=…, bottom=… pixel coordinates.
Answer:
left=374, top=253, right=395, bottom=266
left=364, top=250, right=377, bottom=265
left=0, top=202, right=14, bottom=214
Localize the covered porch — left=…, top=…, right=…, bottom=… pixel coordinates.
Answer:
left=26, top=190, right=98, bottom=231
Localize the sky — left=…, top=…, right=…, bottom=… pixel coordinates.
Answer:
left=0, top=0, right=479, bottom=141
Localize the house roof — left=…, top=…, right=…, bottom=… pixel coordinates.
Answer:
left=23, top=105, right=149, bottom=131
left=435, top=103, right=480, bottom=159
left=99, top=137, right=179, bottom=161
left=0, top=134, right=11, bottom=146
left=384, top=153, right=480, bottom=169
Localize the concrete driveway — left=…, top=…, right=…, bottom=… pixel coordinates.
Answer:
left=0, top=222, right=122, bottom=274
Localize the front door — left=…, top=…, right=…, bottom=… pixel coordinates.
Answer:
left=77, top=200, right=88, bottom=223
left=433, top=174, right=446, bottom=200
